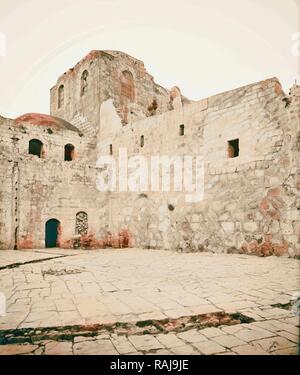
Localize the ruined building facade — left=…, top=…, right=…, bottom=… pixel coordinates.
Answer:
left=0, top=50, right=299, bottom=257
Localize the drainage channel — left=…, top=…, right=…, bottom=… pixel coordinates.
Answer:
left=0, top=311, right=254, bottom=345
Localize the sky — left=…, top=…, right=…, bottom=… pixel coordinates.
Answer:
left=0, top=0, right=299, bottom=118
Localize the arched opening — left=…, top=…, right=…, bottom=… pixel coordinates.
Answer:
left=64, top=143, right=75, bottom=161
left=120, top=70, right=135, bottom=102
left=75, top=211, right=88, bottom=235
left=45, top=219, right=60, bottom=248
left=58, top=84, right=64, bottom=108
left=29, top=139, right=43, bottom=158
left=80, top=70, right=89, bottom=96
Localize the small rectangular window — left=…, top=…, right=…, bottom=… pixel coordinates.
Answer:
left=140, top=135, right=144, bottom=148
left=227, top=139, right=239, bottom=158
left=109, top=144, right=113, bottom=155
left=179, top=124, right=184, bottom=136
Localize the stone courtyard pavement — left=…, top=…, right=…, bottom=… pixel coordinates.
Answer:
left=0, top=248, right=299, bottom=355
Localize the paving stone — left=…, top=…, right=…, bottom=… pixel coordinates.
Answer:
left=170, top=345, right=199, bottom=355
left=128, top=335, right=164, bottom=351
left=73, top=339, right=118, bottom=355
left=281, top=317, right=300, bottom=327
left=187, top=305, right=222, bottom=315
left=177, top=329, right=208, bottom=343
left=273, top=347, right=299, bottom=355
left=277, top=328, right=300, bottom=344
left=232, top=344, right=270, bottom=355
left=200, top=327, right=225, bottom=338
left=148, top=349, right=172, bottom=355
left=212, top=334, right=246, bottom=348
left=138, top=312, right=167, bottom=321
left=256, top=308, right=293, bottom=319
left=266, top=321, right=299, bottom=335
left=250, top=321, right=280, bottom=333
left=233, top=327, right=275, bottom=342
left=220, top=325, right=243, bottom=334
left=163, top=308, right=194, bottom=319
left=156, top=333, right=184, bottom=348
left=251, top=337, right=296, bottom=352
left=59, top=311, right=84, bottom=325
left=0, top=344, right=39, bottom=355
left=216, top=301, right=258, bottom=312
left=238, top=310, right=264, bottom=321
left=44, top=341, right=73, bottom=355
left=110, top=335, right=137, bottom=354
left=193, top=340, right=226, bottom=355
left=73, top=336, right=95, bottom=343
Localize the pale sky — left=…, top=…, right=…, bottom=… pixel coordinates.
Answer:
left=0, top=0, right=299, bottom=119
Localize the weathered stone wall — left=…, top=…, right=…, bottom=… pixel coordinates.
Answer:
left=1, top=50, right=299, bottom=257
left=0, top=116, right=108, bottom=249
left=14, top=160, right=108, bottom=249
left=97, top=78, right=299, bottom=257
left=50, top=50, right=173, bottom=140
left=0, top=157, right=14, bottom=250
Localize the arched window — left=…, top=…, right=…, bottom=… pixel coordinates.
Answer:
left=58, top=85, right=64, bottom=109
left=64, top=144, right=75, bottom=161
left=80, top=70, right=89, bottom=96
left=75, top=211, right=88, bottom=235
left=29, top=139, right=43, bottom=158
left=120, top=70, right=135, bottom=102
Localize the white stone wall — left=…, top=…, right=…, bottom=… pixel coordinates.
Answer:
left=96, top=78, right=299, bottom=257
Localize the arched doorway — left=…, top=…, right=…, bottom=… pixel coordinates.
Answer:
left=45, top=219, right=60, bottom=248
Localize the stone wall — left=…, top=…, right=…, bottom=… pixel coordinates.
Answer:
left=96, top=78, right=299, bottom=257
left=0, top=116, right=108, bottom=249
left=50, top=50, right=174, bottom=140
left=1, top=50, right=299, bottom=257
